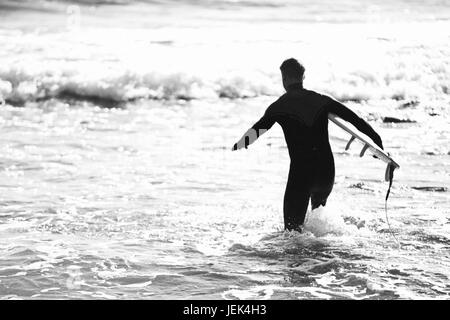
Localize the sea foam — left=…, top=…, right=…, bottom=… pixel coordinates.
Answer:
left=0, top=20, right=448, bottom=105
left=303, top=205, right=360, bottom=237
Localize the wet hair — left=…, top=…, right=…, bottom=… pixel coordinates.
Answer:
left=280, top=58, right=305, bottom=80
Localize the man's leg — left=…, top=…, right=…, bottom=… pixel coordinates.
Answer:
left=283, top=186, right=310, bottom=230
left=310, top=154, right=335, bottom=210
left=310, top=190, right=331, bottom=210
left=283, top=163, right=311, bottom=231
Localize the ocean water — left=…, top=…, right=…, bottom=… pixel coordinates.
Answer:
left=0, top=0, right=449, bottom=299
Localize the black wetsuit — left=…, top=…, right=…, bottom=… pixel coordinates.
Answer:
left=251, top=84, right=383, bottom=231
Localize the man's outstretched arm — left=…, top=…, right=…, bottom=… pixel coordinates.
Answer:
left=231, top=111, right=276, bottom=151
left=326, top=98, right=384, bottom=150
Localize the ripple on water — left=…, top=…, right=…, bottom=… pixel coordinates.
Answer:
left=408, top=231, right=450, bottom=245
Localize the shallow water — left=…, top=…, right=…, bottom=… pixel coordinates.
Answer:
left=0, top=0, right=449, bottom=299
left=0, top=97, right=448, bottom=299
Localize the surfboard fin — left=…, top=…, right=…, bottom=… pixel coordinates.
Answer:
left=345, top=136, right=356, bottom=150
left=359, top=144, right=369, bottom=157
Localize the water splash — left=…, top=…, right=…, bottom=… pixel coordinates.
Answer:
left=303, top=205, right=359, bottom=237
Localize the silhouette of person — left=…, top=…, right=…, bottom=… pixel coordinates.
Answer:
left=232, top=58, right=383, bottom=231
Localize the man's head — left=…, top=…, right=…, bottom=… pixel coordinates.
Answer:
left=280, top=58, right=305, bottom=91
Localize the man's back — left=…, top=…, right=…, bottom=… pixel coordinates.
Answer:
left=252, top=85, right=383, bottom=159
left=253, top=86, right=332, bottom=160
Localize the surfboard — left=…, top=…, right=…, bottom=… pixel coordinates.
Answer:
left=328, top=113, right=400, bottom=181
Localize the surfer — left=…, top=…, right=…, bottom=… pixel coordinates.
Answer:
left=231, top=58, right=384, bottom=231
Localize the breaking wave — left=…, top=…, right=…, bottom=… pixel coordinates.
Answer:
left=1, top=61, right=448, bottom=105
left=0, top=2, right=449, bottom=106
left=0, top=67, right=279, bottom=104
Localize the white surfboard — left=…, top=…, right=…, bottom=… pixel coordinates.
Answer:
left=328, top=113, right=400, bottom=181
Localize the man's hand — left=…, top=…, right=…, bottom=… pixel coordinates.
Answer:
left=231, top=140, right=248, bottom=151
left=231, top=128, right=258, bottom=151
left=231, top=127, right=268, bottom=151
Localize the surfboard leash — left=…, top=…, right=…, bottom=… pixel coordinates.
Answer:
left=384, top=163, right=400, bottom=247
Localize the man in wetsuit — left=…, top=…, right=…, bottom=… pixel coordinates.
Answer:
left=231, top=58, right=384, bottom=232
